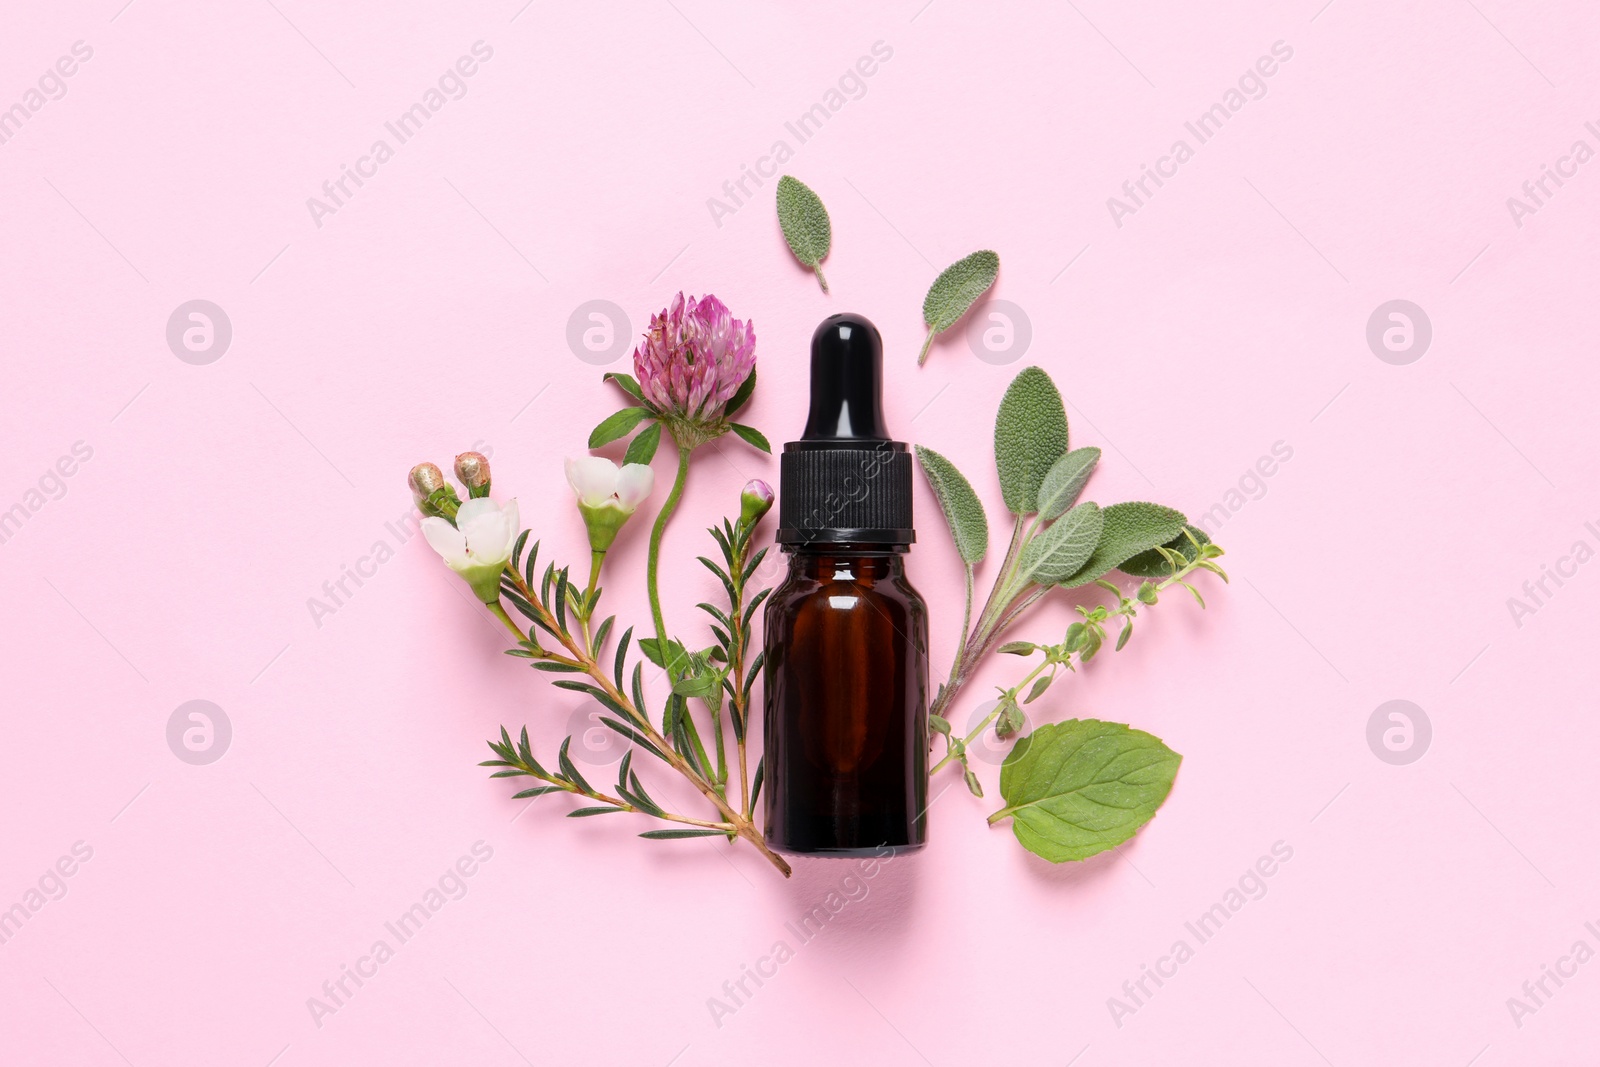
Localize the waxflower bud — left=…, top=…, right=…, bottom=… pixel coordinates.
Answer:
left=409, top=462, right=461, bottom=520
left=454, top=451, right=491, bottom=498
left=740, top=479, right=774, bottom=526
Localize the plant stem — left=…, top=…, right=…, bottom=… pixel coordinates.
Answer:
left=647, top=443, right=693, bottom=677
left=489, top=600, right=524, bottom=642
left=941, top=563, right=975, bottom=703
left=580, top=549, right=605, bottom=653
left=929, top=657, right=1051, bottom=775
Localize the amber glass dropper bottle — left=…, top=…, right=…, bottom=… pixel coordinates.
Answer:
left=764, top=313, right=929, bottom=856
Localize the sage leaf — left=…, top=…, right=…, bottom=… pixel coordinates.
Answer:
left=589, top=406, right=651, bottom=448
left=1119, top=523, right=1212, bottom=578
left=623, top=420, right=661, bottom=465
left=1017, top=502, right=1103, bottom=585
left=918, top=250, right=999, bottom=365
left=914, top=445, right=989, bottom=565
left=994, top=366, right=1068, bottom=515
left=776, top=175, right=831, bottom=293
left=989, top=719, right=1182, bottom=863
left=1059, top=502, right=1187, bottom=589
left=1035, top=447, right=1101, bottom=521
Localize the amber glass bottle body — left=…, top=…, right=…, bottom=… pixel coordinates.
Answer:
left=763, top=545, right=929, bottom=855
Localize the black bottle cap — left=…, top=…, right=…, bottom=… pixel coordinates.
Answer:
left=775, top=313, right=914, bottom=548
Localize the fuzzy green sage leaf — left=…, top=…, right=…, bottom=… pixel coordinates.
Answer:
left=1017, top=502, right=1103, bottom=586
left=1118, top=523, right=1212, bottom=579
left=918, top=250, right=999, bottom=365
left=994, top=366, right=1069, bottom=515
left=1059, top=502, right=1187, bottom=589
left=1035, top=447, right=1101, bottom=522
left=989, top=718, right=1182, bottom=863
left=776, top=176, right=831, bottom=293
left=915, top=444, right=989, bottom=565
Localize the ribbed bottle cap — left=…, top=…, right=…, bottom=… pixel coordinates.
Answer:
left=775, top=314, right=914, bottom=547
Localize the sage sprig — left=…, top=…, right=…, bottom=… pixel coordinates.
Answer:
left=916, top=364, right=1228, bottom=862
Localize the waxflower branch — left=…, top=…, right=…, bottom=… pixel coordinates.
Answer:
left=409, top=294, right=791, bottom=876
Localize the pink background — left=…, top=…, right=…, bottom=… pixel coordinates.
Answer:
left=3, top=1, right=1597, bottom=1063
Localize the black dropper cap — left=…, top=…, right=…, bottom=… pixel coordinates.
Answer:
left=775, top=313, right=914, bottom=548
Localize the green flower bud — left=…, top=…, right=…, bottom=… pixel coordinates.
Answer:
left=740, top=479, right=774, bottom=526
left=409, top=463, right=461, bottom=520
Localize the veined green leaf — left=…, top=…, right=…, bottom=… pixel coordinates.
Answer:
left=1036, top=447, right=1101, bottom=521
left=990, top=719, right=1182, bottom=863
left=589, top=406, right=651, bottom=448
left=623, top=420, right=661, bottom=465
left=1059, top=502, right=1187, bottom=588
left=1017, top=502, right=1102, bottom=586
left=729, top=423, right=771, bottom=453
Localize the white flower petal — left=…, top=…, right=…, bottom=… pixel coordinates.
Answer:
left=455, top=496, right=498, bottom=529
left=500, top=498, right=520, bottom=540
left=615, top=464, right=656, bottom=511
left=463, top=509, right=513, bottom=564
left=420, top=516, right=469, bottom=565
left=565, top=456, right=620, bottom=507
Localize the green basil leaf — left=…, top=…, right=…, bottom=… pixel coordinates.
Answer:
left=990, top=719, right=1181, bottom=862
left=776, top=175, right=831, bottom=293
left=1059, top=502, right=1187, bottom=588
left=994, top=366, right=1069, bottom=515
left=914, top=444, right=989, bottom=565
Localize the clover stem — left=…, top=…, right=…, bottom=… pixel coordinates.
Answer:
left=646, top=442, right=693, bottom=677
